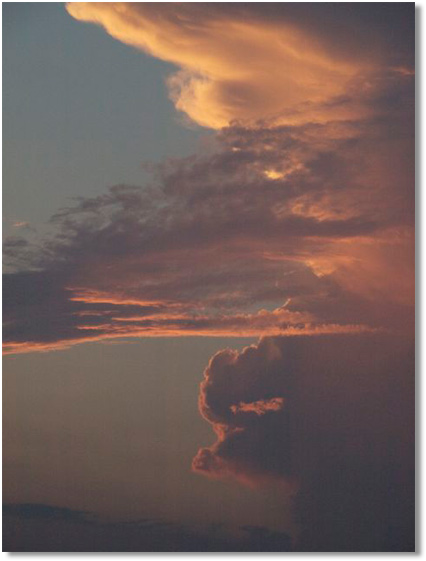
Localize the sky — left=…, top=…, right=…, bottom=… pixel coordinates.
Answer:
left=3, top=2, right=415, bottom=553
left=3, top=2, right=199, bottom=239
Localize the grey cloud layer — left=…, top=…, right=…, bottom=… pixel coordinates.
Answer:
left=3, top=102, right=414, bottom=353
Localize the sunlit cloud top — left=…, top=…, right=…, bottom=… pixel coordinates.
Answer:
left=66, top=2, right=409, bottom=128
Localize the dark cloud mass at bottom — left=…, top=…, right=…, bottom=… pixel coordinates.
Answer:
left=193, top=333, right=414, bottom=551
left=3, top=504, right=293, bottom=552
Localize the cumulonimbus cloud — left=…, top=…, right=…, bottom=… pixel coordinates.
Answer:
left=3, top=2, right=414, bottom=552
left=192, top=333, right=414, bottom=550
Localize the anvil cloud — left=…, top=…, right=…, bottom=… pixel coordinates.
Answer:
left=66, top=3, right=413, bottom=129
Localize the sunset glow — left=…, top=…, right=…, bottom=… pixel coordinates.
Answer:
left=3, top=3, right=414, bottom=553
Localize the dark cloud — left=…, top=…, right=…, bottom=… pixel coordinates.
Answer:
left=3, top=503, right=293, bottom=552
left=3, top=104, right=414, bottom=353
left=3, top=503, right=90, bottom=523
left=192, top=333, right=414, bottom=551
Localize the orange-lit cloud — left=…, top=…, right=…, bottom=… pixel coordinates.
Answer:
left=3, top=280, right=376, bottom=357
left=67, top=2, right=399, bottom=128
left=230, top=397, right=285, bottom=416
left=4, top=104, right=413, bottom=354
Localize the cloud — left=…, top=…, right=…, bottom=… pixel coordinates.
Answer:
left=192, top=333, right=414, bottom=551
left=3, top=503, right=293, bottom=552
left=2, top=265, right=374, bottom=355
left=0, top=6, right=405, bottom=353
left=230, top=397, right=285, bottom=416
left=66, top=3, right=413, bottom=129
left=3, top=109, right=413, bottom=354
